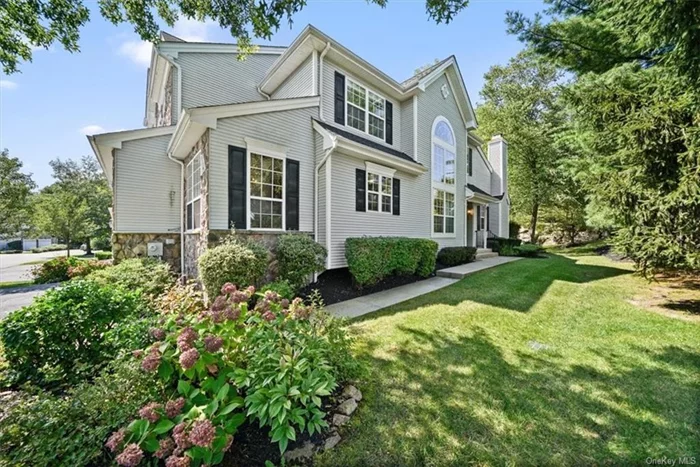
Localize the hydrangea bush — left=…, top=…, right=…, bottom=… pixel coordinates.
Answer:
left=109, top=283, right=360, bottom=466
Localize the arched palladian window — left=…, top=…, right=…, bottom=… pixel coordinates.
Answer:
left=432, top=116, right=456, bottom=236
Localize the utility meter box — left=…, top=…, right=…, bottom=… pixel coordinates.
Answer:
left=147, top=242, right=163, bottom=257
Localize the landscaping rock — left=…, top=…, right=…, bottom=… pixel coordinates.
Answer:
left=336, top=398, right=358, bottom=416
left=324, top=432, right=342, bottom=450
left=332, top=414, right=350, bottom=427
left=342, top=384, right=362, bottom=401
left=283, top=441, right=315, bottom=462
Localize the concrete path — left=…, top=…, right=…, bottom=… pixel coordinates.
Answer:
left=436, top=256, right=522, bottom=279
left=0, top=284, right=57, bottom=320
left=327, top=277, right=458, bottom=319
left=327, top=255, right=522, bottom=319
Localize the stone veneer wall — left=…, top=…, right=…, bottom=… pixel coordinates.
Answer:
left=112, top=233, right=181, bottom=272
left=182, top=131, right=210, bottom=278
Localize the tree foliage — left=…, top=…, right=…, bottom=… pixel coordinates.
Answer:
left=1, top=0, right=472, bottom=74
left=32, top=186, right=89, bottom=256
left=506, top=0, right=700, bottom=275
left=476, top=51, right=567, bottom=241
left=0, top=148, right=36, bottom=238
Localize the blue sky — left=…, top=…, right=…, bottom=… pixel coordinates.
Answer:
left=0, top=0, right=543, bottom=187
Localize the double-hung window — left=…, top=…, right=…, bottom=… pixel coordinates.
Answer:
left=367, top=172, right=392, bottom=213
left=249, top=152, right=284, bottom=230
left=185, top=153, right=202, bottom=231
left=346, top=79, right=385, bottom=140
left=432, top=117, right=456, bottom=236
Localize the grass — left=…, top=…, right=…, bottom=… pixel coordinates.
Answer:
left=0, top=280, right=34, bottom=290
left=319, top=253, right=700, bottom=466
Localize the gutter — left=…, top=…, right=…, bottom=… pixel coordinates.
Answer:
left=318, top=42, right=331, bottom=120
left=257, top=85, right=272, bottom=100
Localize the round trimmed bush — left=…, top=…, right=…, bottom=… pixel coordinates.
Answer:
left=198, top=238, right=268, bottom=296
left=276, top=234, right=326, bottom=290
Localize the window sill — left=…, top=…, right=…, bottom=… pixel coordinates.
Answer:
left=431, top=233, right=457, bottom=239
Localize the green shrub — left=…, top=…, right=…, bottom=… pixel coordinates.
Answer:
left=0, top=280, right=153, bottom=388
left=198, top=238, right=268, bottom=296
left=67, top=259, right=110, bottom=279
left=437, top=246, right=477, bottom=266
left=156, top=281, right=206, bottom=316
left=94, top=251, right=112, bottom=260
left=92, top=236, right=111, bottom=251
left=7, top=240, right=22, bottom=250
left=515, top=243, right=543, bottom=257
left=487, top=236, right=522, bottom=253
left=260, top=280, right=295, bottom=300
left=276, top=234, right=326, bottom=290
left=31, top=256, right=80, bottom=283
left=0, top=359, right=165, bottom=467
left=345, top=237, right=438, bottom=287
left=499, top=244, right=518, bottom=256
left=30, top=243, right=67, bottom=253
left=509, top=221, right=521, bottom=239
left=89, top=258, right=173, bottom=298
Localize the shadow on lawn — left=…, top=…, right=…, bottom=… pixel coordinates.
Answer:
left=355, top=254, right=631, bottom=317
left=344, top=327, right=700, bottom=466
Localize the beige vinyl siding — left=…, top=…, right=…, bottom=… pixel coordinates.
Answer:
left=469, top=148, right=491, bottom=194
left=177, top=53, right=278, bottom=109
left=328, top=152, right=428, bottom=268
left=321, top=59, right=401, bottom=151
left=400, top=99, right=414, bottom=158
left=208, top=106, right=319, bottom=231
left=271, top=55, right=314, bottom=99
left=416, top=73, right=467, bottom=249
left=113, top=135, right=181, bottom=233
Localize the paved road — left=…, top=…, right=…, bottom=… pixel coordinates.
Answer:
left=0, top=249, right=84, bottom=283
left=0, top=284, right=58, bottom=319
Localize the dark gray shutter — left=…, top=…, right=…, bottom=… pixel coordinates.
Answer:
left=392, top=178, right=400, bottom=215
left=285, top=159, right=299, bottom=231
left=385, top=101, right=393, bottom=145
left=355, top=168, right=366, bottom=212
left=486, top=205, right=490, bottom=233
left=228, top=145, right=246, bottom=229
left=334, top=72, right=345, bottom=125
left=468, top=148, right=473, bottom=177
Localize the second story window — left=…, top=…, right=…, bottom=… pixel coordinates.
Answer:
left=346, top=79, right=385, bottom=140
left=185, top=153, right=203, bottom=231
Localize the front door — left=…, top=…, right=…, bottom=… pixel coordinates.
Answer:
left=476, top=205, right=487, bottom=248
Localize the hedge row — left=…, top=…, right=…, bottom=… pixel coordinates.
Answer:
left=345, top=237, right=438, bottom=286
left=487, top=236, right=522, bottom=252
left=437, top=246, right=477, bottom=267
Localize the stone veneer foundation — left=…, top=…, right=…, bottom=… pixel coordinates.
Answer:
left=112, top=233, right=181, bottom=272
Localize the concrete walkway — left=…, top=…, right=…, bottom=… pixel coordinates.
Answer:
left=327, top=255, right=522, bottom=319
left=436, top=256, right=522, bottom=279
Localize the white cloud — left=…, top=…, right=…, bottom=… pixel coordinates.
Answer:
left=80, top=125, right=106, bottom=135
left=0, top=80, right=18, bottom=90
left=172, top=18, right=216, bottom=42
left=117, top=40, right=153, bottom=66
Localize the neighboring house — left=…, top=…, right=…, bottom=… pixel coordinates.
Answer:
left=89, top=25, right=509, bottom=276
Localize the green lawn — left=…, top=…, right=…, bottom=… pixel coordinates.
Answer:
left=0, top=280, right=34, bottom=290
left=319, top=253, right=700, bottom=466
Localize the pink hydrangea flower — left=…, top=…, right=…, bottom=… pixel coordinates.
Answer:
left=280, top=298, right=290, bottom=309
left=115, top=443, right=143, bottom=467
left=210, top=295, right=228, bottom=312
left=165, top=397, right=186, bottom=418
left=165, top=455, right=191, bottom=467
left=141, top=348, right=161, bottom=372
left=223, top=306, right=240, bottom=320
left=203, top=335, right=223, bottom=352
left=149, top=327, right=166, bottom=340
left=132, top=349, right=144, bottom=359
left=105, top=428, right=125, bottom=452
left=173, top=422, right=191, bottom=449
left=262, top=310, right=275, bottom=321
left=155, top=437, right=175, bottom=459
left=179, top=348, right=199, bottom=370
left=189, top=419, right=216, bottom=447
left=177, top=327, right=197, bottom=352
left=247, top=285, right=256, bottom=296
left=138, top=402, right=162, bottom=423
left=221, top=282, right=237, bottom=295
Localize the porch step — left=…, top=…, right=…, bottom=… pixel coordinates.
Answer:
left=476, top=248, right=498, bottom=260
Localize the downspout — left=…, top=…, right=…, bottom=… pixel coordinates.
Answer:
left=257, top=85, right=271, bottom=100
left=318, top=42, right=331, bottom=120
left=167, top=150, right=185, bottom=275
left=314, top=148, right=333, bottom=275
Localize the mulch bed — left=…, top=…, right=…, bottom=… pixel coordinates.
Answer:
left=300, top=267, right=441, bottom=306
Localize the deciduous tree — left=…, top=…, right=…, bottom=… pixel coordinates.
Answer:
left=0, top=149, right=36, bottom=238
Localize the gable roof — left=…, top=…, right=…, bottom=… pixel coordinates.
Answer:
left=259, top=25, right=477, bottom=128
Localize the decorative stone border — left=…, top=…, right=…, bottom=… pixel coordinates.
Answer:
left=284, top=384, right=363, bottom=463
